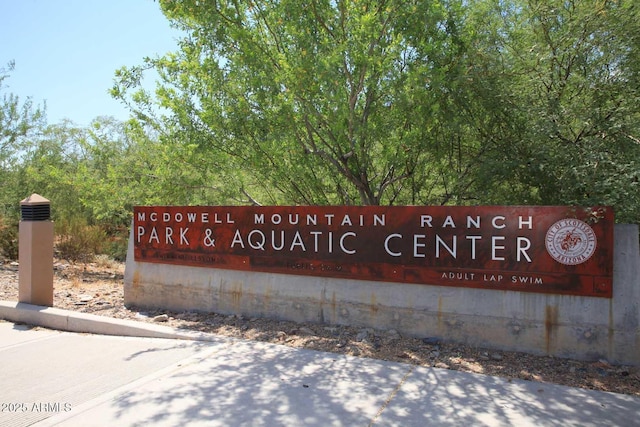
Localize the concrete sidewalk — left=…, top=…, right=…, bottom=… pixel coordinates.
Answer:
left=1, top=303, right=640, bottom=426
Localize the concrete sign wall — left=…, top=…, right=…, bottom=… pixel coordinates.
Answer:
left=125, top=208, right=639, bottom=365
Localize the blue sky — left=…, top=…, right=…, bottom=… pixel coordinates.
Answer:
left=0, top=0, right=181, bottom=126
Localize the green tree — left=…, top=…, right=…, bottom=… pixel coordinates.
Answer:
left=469, top=0, right=640, bottom=222
left=21, top=117, right=155, bottom=227
left=113, top=0, right=640, bottom=222
left=20, top=120, right=90, bottom=222
left=71, top=116, right=210, bottom=225
left=113, top=0, right=483, bottom=205
left=0, top=61, right=46, bottom=216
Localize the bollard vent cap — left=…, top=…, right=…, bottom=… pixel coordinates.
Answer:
left=20, top=194, right=51, bottom=221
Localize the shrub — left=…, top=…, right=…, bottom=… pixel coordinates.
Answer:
left=55, top=217, right=107, bottom=262
left=0, top=215, right=19, bottom=260
left=103, top=225, right=129, bottom=262
left=105, top=236, right=128, bottom=262
left=94, top=254, right=116, bottom=269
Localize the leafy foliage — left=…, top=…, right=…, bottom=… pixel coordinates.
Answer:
left=108, top=0, right=640, bottom=222
left=0, top=0, right=637, bottom=249
left=0, top=61, right=46, bottom=217
left=113, top=0, right=492, bottom=205
left=55, top=216, right=107, bottom=263
left=0, top=215, right=18, bottom=260
left=470, top=0, right=640, bottom=222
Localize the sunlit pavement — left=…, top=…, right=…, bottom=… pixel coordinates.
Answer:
left=1, top=319, right=639, bottom=427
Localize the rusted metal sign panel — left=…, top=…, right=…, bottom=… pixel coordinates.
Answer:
left=133, top=206, right=614, bottom=297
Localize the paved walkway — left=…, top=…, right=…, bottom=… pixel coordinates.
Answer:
left=1, top=305, right=639, bottom=426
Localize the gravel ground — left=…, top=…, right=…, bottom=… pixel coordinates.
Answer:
left=1, top=258, right=639, bottom=397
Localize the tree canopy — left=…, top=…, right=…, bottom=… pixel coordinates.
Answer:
left=1, top=0, right=639, bottom=236
left=0, top=61, right=46, bottom=216
left=110, top=0, right=640, bottom=221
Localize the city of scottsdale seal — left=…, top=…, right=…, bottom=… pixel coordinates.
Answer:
left=545, top=218, right=597, bottom=265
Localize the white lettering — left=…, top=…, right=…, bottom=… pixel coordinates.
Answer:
left=492, top=216, right=506, bottom=229
left=231, top=230, right=245, bottom=248
left=517, top=237, right=532, bottom=262
left=519, top=216, right=533, bottom=230
left=179, top=227, right=189, bottom=245
left=290, top=231, right=306, bottom=251
left=466, top=235, right=481, bottom=260
left=385, top=234, right=402, bottom=257
left=272, top=230, right=284, bottom=250
left=442, top=216, right=456, bottom=228
left=149, top=227, right=160, bottom=244
left=413, top=234, right=426, bottom=257
left=435, top=235, right=456, bottom=258
left=492, top=236, right=505, bottom=260
left=248, top=230, right=265, bottom=250
left=420, top=215, right=433, bottom=227
left=310, top=231, right=322, bottom=251
left=467, top=216, right=480, bottom=228
left=340, top=232, right=356, bottom=254
left=136, top=226, right=145, bottom=243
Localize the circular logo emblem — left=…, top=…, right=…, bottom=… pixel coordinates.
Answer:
left=545, top=219, right=597, bottom=265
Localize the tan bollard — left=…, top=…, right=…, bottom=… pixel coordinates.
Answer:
left=18, top=194, right=54, bottom=306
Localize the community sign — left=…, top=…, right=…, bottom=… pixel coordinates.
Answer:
left=133, top=205, right=614, bottom=297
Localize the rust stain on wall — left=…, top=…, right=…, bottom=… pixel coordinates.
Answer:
left=132, top=269, right=140, bottom=289
left=608, top=298, right=614, bottom=359
left=545, top=305, right=559, bottom=354
left=225, top=282, right=243, bottom=310
left=331, top=291, right=337, bottom=320
left=263, top=286, right=272, bottom=309
left=370, top=293, right=379, bottom=315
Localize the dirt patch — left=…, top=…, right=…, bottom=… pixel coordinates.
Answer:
left=1, top=258, right=639, bottom=397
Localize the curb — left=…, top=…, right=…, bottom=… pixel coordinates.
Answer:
left=0, top=300, right=220, bottom=342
